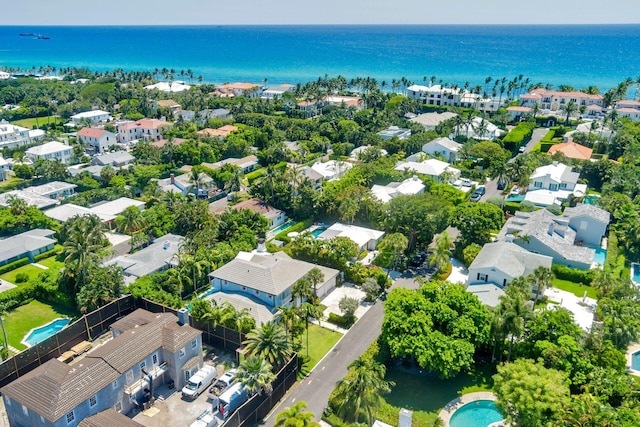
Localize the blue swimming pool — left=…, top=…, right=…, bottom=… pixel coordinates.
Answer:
left=584, top=195, right=600, bottom=205
left=311, top=227, right=327, bottom=238
left=450, top=400, right=504, bottom=427
left=632, top=351, right=640, bottom=370
left=592, top=247, right=607, bottom=265
left=632, top=263, right=640, bottom=283
left=271, top=220, right=296, bottom=235
left=22, top=318, right=70, bottom=347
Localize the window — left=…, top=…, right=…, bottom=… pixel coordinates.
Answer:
left=534, top=181, right=542, bottom=188
left=191, top=339, right=197, bottom=350
left=40, top=415, right=45, bottom=424
left=477, top=273, right=488, bottom=282
left=559, top=183, right=567, bottom=189
left=139, top=361, right=146, bottom=371
left=22, top=405, right=28, bottom=416
left=580, top=220, right=588, bottom=231
left=550, top=184, right=558, bottom=191
left=152, top=353, right=158, bottom=365
left=179, top=347, right=186, bottom=359
left=89, top=395, right=97, bottom=407
left=126, top=370, right=134, bottom=384
left=185, top=370, right=191, bottom=381
left=114, top=401, right=122, bottom=413
left=66, top=411, right=75, bottom=424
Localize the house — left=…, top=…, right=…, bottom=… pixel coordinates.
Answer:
left=421, top=137, right=462, bottom=162
left=0, top=155, right=9, bottom=181
left=178, top=110, right=195, bottom=121
left=525, top=161, right=586, bottom=207
left=349, top=145, right=388, bottom=162
left=452, top=117, right=503, bottom=141
left=0, top=121, right=34, bottom=149
left=79, top=409, right=143, bottom=427
left=77, top=128, right=118, bottom=153
left=150, top=137, right=187, bottom=148
left=409, top=112, right=457, bottom=131
left=261, top=84, right=294, bottom=99
left=197, top=125, right=238, bottom=139
left=498, top=208, right=606, bottom=270
left=583, top=104, right=604, bottom=118
left=506, top=106, right=534, bottom=121
left=154, top=99, right=181, bottom=113
left=0, top=71, right=11, bottom=79
left=144, top=81, right=191, bottom=92
left=287, top=164, right=324, bottom=191
left=563, top=203, right=611, bottom=246
left=209, top=248, right=340, bottom=322
left=519, top=88, right=603, bottom=112
left=615, top=107, right=640, bottom=121
left=45, top=198, right=145, bottom=227
left=377, top=126, right=411, bottom=140
left=196, top=108, right=232, bottom=124
left=157, top=172, right=215, bottom=198
left=324, top=95, right=364, bottom=110
left=394, top=159, right=460, bottom=183
left=26, top=141, right=74, bottom=164
left=91, top=151, right=136, bottom=167
left=1, top=308, right=202, bottom=427
left=311, top=160, right=352, bottom=181
left=201, top=155, right=259, bottom=174
left=407, top=84, right=502, bottom=113
left=0, top=181, right=77, bottom=210
left=70, top=110, right=112, bottom=125
left=547, top=141, right=593, bottom=161
left=317, top=222, right=385, bottom=252
left=230, top=198, right=287, bottom=230
left=371, top=176, right=425, bottom=203
left=117, top=119, right=173, bottom=143
left=0, top=229, right=56, bottom=266
left=211, top=83, right=262, bottom=98
left=467, top=241, right=553, bottom=306
left=105, top=234, right=183, bottom=283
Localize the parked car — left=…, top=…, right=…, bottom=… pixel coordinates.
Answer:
left=518, top=146, right=526, bottom=153
left=475, top=186, right=486, bottom=195
left=510, top=186, right=521, bottom=195
left=410, top=251, right=427, bottom=267
left=208, top=369, right=237, bottom=399
left=497, top=181, right=506, bottom=190
left=217, top=383, right=248, bottom=419
left=470, top=192, right=482, bottom=202
left=182, top=365, right=217, bottom=400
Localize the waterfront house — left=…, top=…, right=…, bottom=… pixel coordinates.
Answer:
left=0, top=229, right=56, bottom=266
left=77, top=128, right=118, bottom=153
left=144, top=81, right=191, bottom=92
left=261, top=84, right=294, bottom=99
left=615, top=107, right=640, bottom=121
left=519, top=88, right=603, bottom=112
left=421, top=137, right=462, bottom=163
left=1, top=308, right=202, bottom=427
left=211, top=83, right=262, bottom=98
left=26, top=141, right=74, bottom=164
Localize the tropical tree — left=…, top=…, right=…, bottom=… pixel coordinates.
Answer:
left=429, top=231, right=452, bottom=272
left=292, top=277, right=313, bottom=307
left=243, top=321, right=292, bottom=368
left=236, top=355, right=276, bottom=395
left=0, top=303, right=9, bottom=360
left=498, top=281, right=533, bottom=361
left=305, top=267, right=325, bottom=299
left=275, top=401, right=320, bottom=427
left=531, top=266, right=553, bottom=303
left=562, top=100, right=578, bottom=125
left=115, top=205, right=145, bottom=249
left=377, top=232, right=408, bottom=273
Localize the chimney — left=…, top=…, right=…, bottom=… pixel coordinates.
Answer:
left=552, top=160, right=558, bottom=166
left=505, top=234, right=514, bottom=243
left=257, top=238, right=266, bottom=253
left=398, top=408, right=412, bottom=427
left=177, top=308, right=189, bottom=326
left=548, top=223, right=555, bottom=236
left=170, top=173, right=175, bottom=184
left=163, top=240, right=170, bottom=250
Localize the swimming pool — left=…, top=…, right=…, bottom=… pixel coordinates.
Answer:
left=592, top=247, right=607, bottom=265
left=449, top=400, right=504, bottom=427
left=311, top=227, right=327, bottom=238
left=584, top=195, right=600, bottom=205
left=271, top=220, right=296, bottom=235
left=632, top=351, right=640, bottom=370
left=632, top=263, right=640, bottom=284
left=22, top=318, right=70, bottom=347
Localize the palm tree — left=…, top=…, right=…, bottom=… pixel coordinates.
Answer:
left=531, top=266, right=553, bottom=303
left=243, top=321, right=292, bottom=368
left=236, top=355, right=276, bottom=395
left=334, top=357, right=393, bottom=425
left=62, top=214, right=108, bottom=292
left=275, top=305, right=300, bottom=344
left=305, top=267, right=324, bottom=299
left=562, top=101, right=577, bottom=126
left=499, top=283, right=531, bottom=361
left=429, top=232, right=452, bottom=273
left=532, top=102, right=540, bottom=119
left=275, top=401, right=320, bottom=427
left=292, top=277, right=313, bottom=307
left=115, top=206, right=145, bottom=250
left=0, top=303, right=9, bottom=360
left=7, top=195, right=28, bottom=216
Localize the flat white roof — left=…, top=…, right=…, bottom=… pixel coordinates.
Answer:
left=26, top=141, right=72, bottom=156
left=90, top=197, right=145, bottom=217
left=71, top=110, right=111, bottom=119
left=317, top=222, right=385, bottom=249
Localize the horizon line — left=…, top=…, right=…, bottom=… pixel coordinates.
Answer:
left=3, top=22, right=640, bottom=27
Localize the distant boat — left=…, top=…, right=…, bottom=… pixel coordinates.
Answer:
left=36, top=34, right=50, bottom=40
left=18, top=32, right=35, bottom=37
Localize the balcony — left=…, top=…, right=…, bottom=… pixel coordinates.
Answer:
left=124, top=362, right=169, bottom=395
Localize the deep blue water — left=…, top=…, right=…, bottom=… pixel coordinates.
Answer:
left=0, top=25, right=639, bottom=90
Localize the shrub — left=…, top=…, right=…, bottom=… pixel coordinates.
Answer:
left=245, top=168, right=266, bottom=184
left=437, top=263, right=452, bottom=280
left=0, top=258, right=29, bottom=276
left=274, top=218, right=314, bottom=243
left=361, top=277, right=381, bottom=302
left=327, top=312, right=355, bottom=329
left=33, top=246, right=62, bottom=262
left=502, top=122, right=535, bottom=151
left=462, top=243, right=482, bottom=267
left=540, top=142, right=554, bottom=153
left=15, top=273, right=30, bottom=283
left=552, top=264, right=596, bottom=285
left=520, top=201, right=536, bottom=212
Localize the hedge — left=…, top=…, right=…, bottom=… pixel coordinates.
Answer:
left=551, top=264, right=596, bottom=285
left=0, top=282, right=41, bottom=310
left=274, top=218, right=314, bottom=243
left=0, top=258, right=29, bottom=276
left=245, top=168, right=266, bottom=185
left=33, top=245, right=63, bottom=262
left=502, top=122, right=535, bottom=151
left=327, top=312, right=356, bottom=329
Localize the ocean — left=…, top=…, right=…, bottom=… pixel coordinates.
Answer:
left=0, top=25, right=639, bottom=91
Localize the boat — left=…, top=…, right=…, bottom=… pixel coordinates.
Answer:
left=37, top=34, right=50, bottom=40
left=18, top=32, right=35, bottom=37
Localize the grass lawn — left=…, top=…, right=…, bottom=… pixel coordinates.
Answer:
left=4, top=299, right=79, bottom=351
left=11, top=116, right=58, bottom=129
left=37, top=255, right=65, bottom=271
left=376, top=364, right=496, bottom=426
left=552, top=278, right=597, bottom=299
left=0, top=263, right=48, bottom=285
left=297, top=323, right=343, bottom=374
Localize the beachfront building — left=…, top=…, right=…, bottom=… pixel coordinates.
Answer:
left=197, top=125, right=238, bottom=139
left=407, top=84, right=502, bottom=113
left=25, top=141, right=74, bottom=164
left=421, top=137, right=462, bottom=162
left=377, top=126, right=411, bottom=140
left=77, top=128, right=118, bottom=153
left=524, top=161, right=586, bottom=207
left=230, top=198, right=287, bottom=230
left=117, top=119, right=173, bottom=143
left=371, top=176, right=425, bottom=203
left=311, top=160, right=353, bottom=181
left=394, top=158, right=460, bottom=183
left=0, top=229, right=56, bottom=266
left=452, top=117, right=503, bottom=141
left=519, top=88, right=603, bottom=112
left=317, top=222, right=385, bottom=252
left=70, top=110, right=112, bottom=125
left=615, top=107, right=640, bottom=121
left=1, top=308, right=202, bottom=427
left=211, top=83, right=263, bottom=98
left=409, top=111, right=457, bottom=131
left=261, top=84, right=294, bottom=99
left=0, top=121, right=34, bottom=149
left=144, top=81, right=191, bottom=92
left=208, top=248, right=340, bottom=324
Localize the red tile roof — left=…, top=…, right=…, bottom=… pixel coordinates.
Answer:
left=548, top=141, right=593, bottom=160
left=77, top=127, right=107, bottom=138
left=119, top=119, right=172, bottom=131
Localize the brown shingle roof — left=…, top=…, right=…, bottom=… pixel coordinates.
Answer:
left=79, top=409, right=144, bottom=427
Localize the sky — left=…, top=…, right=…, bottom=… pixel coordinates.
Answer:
left=1, top=0, right=639, bottom=25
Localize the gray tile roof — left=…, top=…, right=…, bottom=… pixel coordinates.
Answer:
left=105, top=234, right=183, bottom=278
left=470, top=241, right=552, bottom=278
left=563, top=203, right=611, bottom=224
left=210, top=251, right=339, bottom=296
left=207, top=291, right=277, bottom=325
left=466, top=284, right=505, bottom=308
left=79, top=409, right=144, bottom=427
left=0, top=229, right=55, bottom=263
left=92, top=151, right=135, bottom=166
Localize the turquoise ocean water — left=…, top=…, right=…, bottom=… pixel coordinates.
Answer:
left=0, top=25, right=639, bottom=90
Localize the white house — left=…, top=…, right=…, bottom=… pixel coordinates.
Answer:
left=394, top=159, right=460, bottom=183
left=525, top=161, right=586, bottom=207
left=506, top=106, right=534, bottom=121
left=407, top=84, right=502, bottom=113
left=371, top=176, right=425, bottom=203
left=261, top=84, right=294, bottom=99
left=70, top=110, right=112, bottom=124
left=317, top=222, right=385, bottom=252
left=311, top=160, right=352, bottom=181
left=0, top=229, right=56, bottom=266
left=452, top=117, right=503, bottom=141
left=409, top=111, right=457, bottom=131
left=421, top=137, right=462, bottom=162
left=117, top=119, right=173, bottom=143
left=0, top=181, right=77, bottom=209
left=230, top=198, right=287, bottom=230
left=0, top=122, right=34, bottom=149
left=615, top=108, right=640, bottom=121
left=25, top=141, right=74, bottom=164
left=91, top=151, right=136, bottom=168
left=563, top=203, right=611, bottom=247
left=144, top=81, right=191, bottom=92
left=77, top=128, right=118, bottom=153
left=212, top=83, right=262, bottom=98
left=349, top=145, right=388, bottom=162
left=377, top=126, right=411, bottom=140
left=519, top=88, right=603, bottom=112
left=106, top=234, right=183, bottom=283
left=157, top=172, right=215, bottom=198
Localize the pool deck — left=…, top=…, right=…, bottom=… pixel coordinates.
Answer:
left=626, top=343, right=640, bottom=377
left=438, top=391, right=506, bottom=426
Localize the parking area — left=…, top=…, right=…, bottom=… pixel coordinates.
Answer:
left=320, top=282, right=370, bottom=320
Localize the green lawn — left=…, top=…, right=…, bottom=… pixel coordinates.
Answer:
left=376, top=365, right=496, bottom=426
left=298, top=323, right=343, bottom=373
left=37, top=255, right=65, bottom=271
left=0, top=264, right=48, bottom=285
left=11, top=116, right=58, bottom=129
left=4, top=300, right=79, bottom=351
left=552, top=278, right=597, bottom=299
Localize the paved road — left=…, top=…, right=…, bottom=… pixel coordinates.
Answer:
left=261, top=272, right=423, bottom=425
